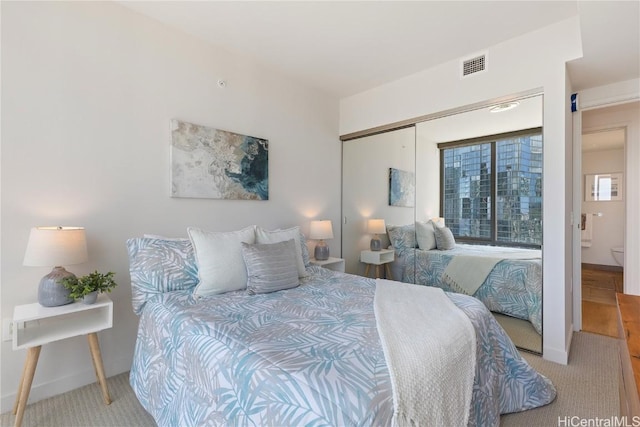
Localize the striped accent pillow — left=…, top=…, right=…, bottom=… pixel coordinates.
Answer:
left=241, top=239, right=300, bottom=295
left=434, top=226, right=456, bottom=250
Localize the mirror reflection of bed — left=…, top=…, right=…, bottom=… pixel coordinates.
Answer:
left=342, top=94, right=543, bottom=354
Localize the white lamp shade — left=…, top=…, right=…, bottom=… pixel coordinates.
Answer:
left=367, top=219, right=386, bottom=234
left=309, top=220, right=333, bottom=240
left=23, top=226, right=88, bottom=267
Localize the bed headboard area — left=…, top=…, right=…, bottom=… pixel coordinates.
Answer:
left=126, top=226, right=311, bottom=315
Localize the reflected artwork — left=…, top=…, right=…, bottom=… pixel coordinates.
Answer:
left=389, top=168, right=415, bottom=207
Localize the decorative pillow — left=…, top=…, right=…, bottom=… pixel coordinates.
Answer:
left=241, top=239, right=299, bottom=295
left=434, top=226, right=456, bottom=250
left=386, top=223, right=416, bottom=252
left=188, top=226, right=256, bottom=296
left=126, top=237, right=198, bottom=315
left=255, top=226, right=308, bottom=277
left=143, top=234, right=189, bottom=241
left=299, top=230, right=311, bottom=268
left=415, top=221, right=437, bottom=250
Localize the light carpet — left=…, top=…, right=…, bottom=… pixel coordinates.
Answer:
left=502, top=331, right=619, bottom=426
left=1, top=332, right=619, bottom=427
left=0, top=373, right=155, bottom=427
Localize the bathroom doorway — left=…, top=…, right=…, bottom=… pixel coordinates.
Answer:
left=580, top=127, right=625, bottom=338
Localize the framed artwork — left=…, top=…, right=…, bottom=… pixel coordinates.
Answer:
left=389, top=168, right=415, bottom=207
left=584, top=172, right=622, bottom=201
left=170, top=119, right=268, bottom=200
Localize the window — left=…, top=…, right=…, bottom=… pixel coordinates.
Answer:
left=439, top=128, right=542, bottom=247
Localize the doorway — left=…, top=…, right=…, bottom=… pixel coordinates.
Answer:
left=580, top=127, right=626, bottom=338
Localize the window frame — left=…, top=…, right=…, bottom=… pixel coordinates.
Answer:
left=438, top=127, right=542, bottom=249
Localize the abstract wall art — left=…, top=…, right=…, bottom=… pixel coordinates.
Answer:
left=389, top=167, right=415, bottom=207
left=170, top=119, right=268, bottom=200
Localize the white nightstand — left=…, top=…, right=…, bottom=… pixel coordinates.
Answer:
left=11, top=294, right=113, bottom=427
left=310, top=257, right=345, bottom=273
left=361, top=249, right=395, bottom=279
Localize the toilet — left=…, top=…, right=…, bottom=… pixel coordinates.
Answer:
left=612, top=246, right=624, bottom=267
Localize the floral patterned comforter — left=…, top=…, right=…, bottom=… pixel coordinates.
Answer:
left=130, top=266, right=555, bottom=426
left=400, top=244, right=542, bottom=334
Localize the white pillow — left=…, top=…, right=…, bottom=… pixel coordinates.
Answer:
left=188, top=226, right=256, bottom=296
left=415, top=221, right=437, bottom=250
left=255, top=226, right=308, bottom=277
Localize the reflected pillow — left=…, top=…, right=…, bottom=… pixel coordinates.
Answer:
left=188, top=226, right=256, bottom=296
left=434, top=226, right=456, bottom=250
left=241, top=239, right=299, bottom=295
left=416, top=221, right=437, bottom=250
left=255, top=226, right=308, bottom=277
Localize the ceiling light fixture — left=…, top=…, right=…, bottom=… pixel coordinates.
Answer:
left=489, top=101, right=520, bottom=113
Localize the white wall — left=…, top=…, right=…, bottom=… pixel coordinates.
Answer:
left=0, top=2, right=340, bottom=410
left=581, top=148, right=625, bottom=266
left=340, top=18, right=583, bottom=364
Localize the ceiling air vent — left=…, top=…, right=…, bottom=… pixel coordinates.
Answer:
left=461, top=54, right=486, bottom=78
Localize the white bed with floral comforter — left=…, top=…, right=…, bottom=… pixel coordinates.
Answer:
left=127, top=236, right=555, bottom=426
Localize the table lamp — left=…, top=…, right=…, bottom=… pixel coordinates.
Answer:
left=309, top=220, right=333, bottom=261
left=368, top=219, right=386, bottom=251
left=23, top=226, right=88, bottom=307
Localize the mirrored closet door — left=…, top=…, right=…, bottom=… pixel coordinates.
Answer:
left=342, top=127, right=416, bottom=284
left=341, top=94, right=543, bottom=355
left=415, top=95, right=543, bottom=354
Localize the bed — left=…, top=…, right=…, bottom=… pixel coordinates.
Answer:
left=127, top=231, right=554, bottom=426
left=388, top=222, right=542, bottom=334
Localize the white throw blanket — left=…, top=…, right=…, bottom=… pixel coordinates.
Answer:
left=442, top=250, right=541, bottom=296
left=374, top=279, right=476, bottom=427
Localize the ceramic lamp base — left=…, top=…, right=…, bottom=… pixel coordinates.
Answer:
left=38, top=266, right=74, bottom=307
left=370, top=236, right=382, bottom=251
left=314, top=240, right=330, bottom=261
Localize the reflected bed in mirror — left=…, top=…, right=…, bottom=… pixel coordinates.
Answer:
left=342, top=94, right=544, bottom=355
left=387, top=221, right=542, bottom=348
left=414, top=94, right=543, bottom=354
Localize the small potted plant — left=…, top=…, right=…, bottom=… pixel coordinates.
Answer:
left=59, top=271, right=117, bottom=304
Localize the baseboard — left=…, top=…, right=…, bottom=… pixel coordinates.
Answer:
left=542, top=324, right=573, bottom=365
left=582, top=263, right=623, bottom=273
left=0, top=355, right=131, bottom=414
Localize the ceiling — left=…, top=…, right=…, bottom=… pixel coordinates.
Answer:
left=121, top=1, right=639, bottom=98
